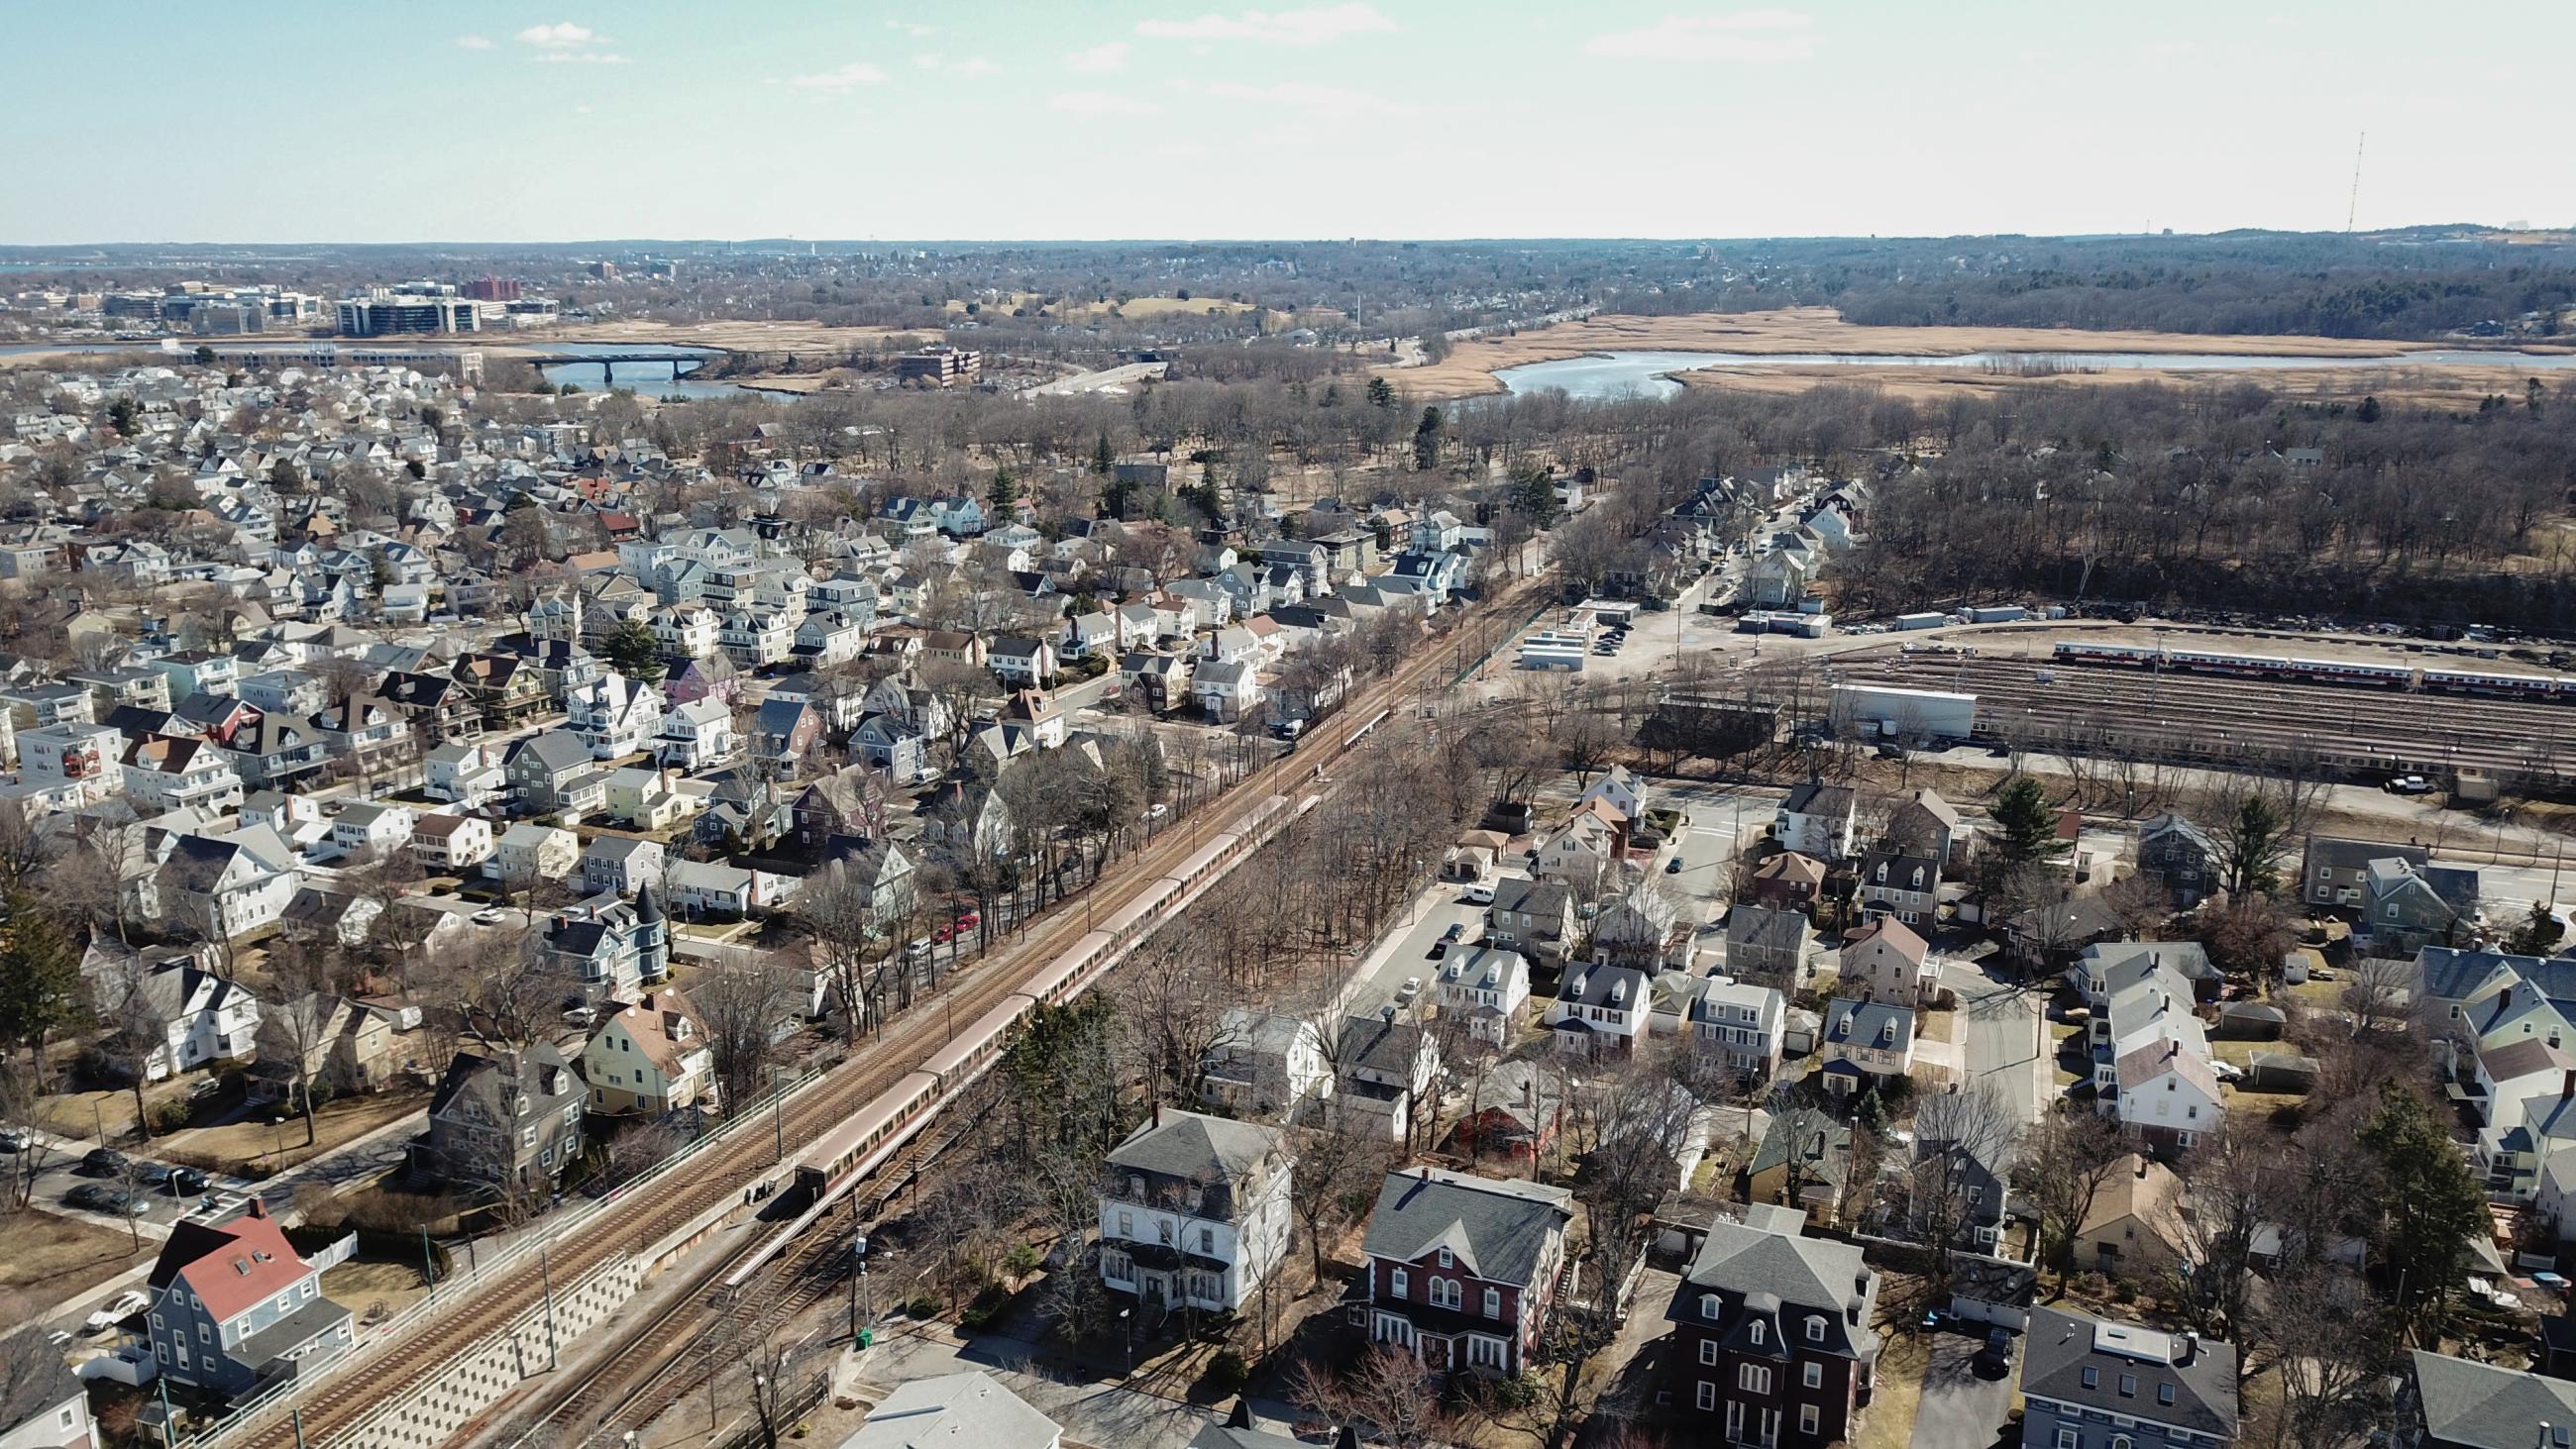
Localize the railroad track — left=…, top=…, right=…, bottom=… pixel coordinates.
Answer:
left=254, top=571, right=1555, bottom=1449
left=1838, top=654, right=2576, bottom=782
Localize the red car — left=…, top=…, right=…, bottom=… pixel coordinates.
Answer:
left=953, top=911, right=981, bottom=931
left=931, top=924, right=956, bottom=944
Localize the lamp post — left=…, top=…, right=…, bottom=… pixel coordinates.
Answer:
left=849, top=1231, right=870, bottom=1342
left=1120, top=1306, right=1132, bottom=1375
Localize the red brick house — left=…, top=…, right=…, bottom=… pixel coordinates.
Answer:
left=1750, top=852, right=1827, bottom=913
left=1350, top=1166, right=1573, bottom=1378
left=1664, top=1201, right=1880, bottom=1447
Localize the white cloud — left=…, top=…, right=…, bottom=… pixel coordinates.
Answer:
left=912, top=53, right=1001, bottom=77
left=516, top=22, right=599, bottom=49
left=1196, top=78, right=1418, bottom=116
left=785, top=61, right=887, bottom=91
left=884, top=20, right=937, bottom=38
left=912, top=52, right=943, bottom=71
left=1582, top=11, right=1816, bottom=63
left=1067, top=42, right=1130, bottom=73
left=1136, top=4, right=1396, bottom=47
left=455, top=35, right=495, bottom=50
left=534, top=51, right=628, bottom=64
left=1050, top=91, right=1160, bottom=118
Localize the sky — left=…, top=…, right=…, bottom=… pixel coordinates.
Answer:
left=3, top=0, right=2567, bottom=245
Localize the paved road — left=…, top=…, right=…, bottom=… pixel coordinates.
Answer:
left=1908, top=1327, right=2016, bottom=1449
left=1947, top=960, right=2050, bottom=1123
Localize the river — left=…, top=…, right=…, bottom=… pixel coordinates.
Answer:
left=1493, top=347, right=2576, bottom=400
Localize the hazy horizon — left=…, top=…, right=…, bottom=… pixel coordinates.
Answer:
left=6, top=0, right=2568, bottom=247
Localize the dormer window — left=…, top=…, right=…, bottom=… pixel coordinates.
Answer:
left=1437, top=1248, right=1452, bottom=1269
left=1750, top=1320, right=1766, bottom=1346
left=1701, top=1294, right=1719, bottom=1320
left=1806, top=1316, right=1825, bottom=1342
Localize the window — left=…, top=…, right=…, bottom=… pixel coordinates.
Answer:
left=1800, top=1404, right=1819, bottom=1435
left=2081, top=1367, right=2098, bottom=1389
left=1738, top=1364, right=1771, bottom=1395
left=1695, top=1382, right=1716, bottom=1411
left=1484, top=1287, right=1501, bottom=1318
left=1118, top=1210, right=1134, bottom=1237
left=2157, top=1384, right=2176, bottom=1406
left=1199, top=1227, right=1215, bottom=1254
left=1391, top=1268, right=1410, bottom=1299
left=174, top=1345, right=189, bottom=1370
left=1803, top=1362, right=1822, bottom=1389
left=1701, top=1294, right=1721, bottom=1320
left=2111, top=1439, right=2132, bottom=1449
left=2118, top=1373, right=2136, bottom=1397
left=1700, top=1339, right=1720, bottom=1366
left=2056, top=1432, right=2079, bottom=1449
left=197, top=1323, right=210, bottom=1344
left=1750, top=1320, right=1766, bottom=1346
left=1807, top=1316, right=1825, bottom=1342
left=1438, top=1248, right=1452, bottom=1269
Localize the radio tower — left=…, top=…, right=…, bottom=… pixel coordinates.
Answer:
left=2345, top=132, right=2366, bottom=232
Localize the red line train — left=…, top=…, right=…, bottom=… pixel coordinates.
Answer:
left=2051, top=641, right=2576, bottom=700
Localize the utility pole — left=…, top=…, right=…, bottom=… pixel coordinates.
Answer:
left=539, top=1242, right=561, bottom=1369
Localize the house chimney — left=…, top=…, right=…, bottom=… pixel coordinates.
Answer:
left=2561, top=1069, right=2573, bottom=1101
left=246, top=1197, right=268, bottom=1219
left=2182, top=1329, right=2200, bottom=1364
left=1152, top=1101, right=1162, bottom=1129
left=2135, top=1157, right=2150, bottom=1180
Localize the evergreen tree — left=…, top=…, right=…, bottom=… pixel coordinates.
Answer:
left=1990, top=776, right=2061, bottom=866
left=2359, top=1080, right=2488, bottom=1317
left=2507, top=899, right=2567, bottom=957
left=0, top=893, right=89, bottom=1079
left=2218, top=791, right=2288, bottom=895
left=1510, top=461, right=1562, bottom=528
left=989, top=465, right=1020, bottom=513
left=602, top=617, right=667, bottom=682
left=192, top=345, right=216, bottom=366
left=106, top=396, right=140, bottom=437
left=1364, top=375, right=1394, bottom=410
left=1092, top=430, right=1116, bottom=476
left=1412, top=405, right=1444, bottom=472
left=2356, top=395, right=2382, bottom=423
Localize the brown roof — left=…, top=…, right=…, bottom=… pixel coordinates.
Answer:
left=1843, top=916, right=1929, bottom=964
left=1753, top=852, right=1826, bottom=886
left=596, top=987, right=704, bottom=1079
left=2080, top=1154, right=2187, bottom=1251
left=413, top=813, right=475, bottom=839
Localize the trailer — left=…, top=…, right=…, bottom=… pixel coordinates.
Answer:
left=1893, top=612, right=1946, bottom=631
left=1963, top=605, right=2028, bottom=624
left=1828, top=683, right=1977, bottom=743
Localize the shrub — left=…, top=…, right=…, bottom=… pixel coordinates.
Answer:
left=905, top=1294, right=939, bottom=1319
left=1204, top=1350, right=1249, bottom=1395
left=1003, top=1242, right=1042, bottom=1280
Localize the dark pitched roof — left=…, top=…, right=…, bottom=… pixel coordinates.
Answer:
left=1106, top=1109, right=1282, bottom=1185
left=2406, top=1350, right=2576, bottom=1447
left=2021, top=1307, right=2239, bottom=1439
left=1359, top=1167, right=1571, bottom=1289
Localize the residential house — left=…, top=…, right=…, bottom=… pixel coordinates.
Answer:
left=1449, top=1060, right=1568, bottom=1162
left=1856, top=851, right=1940, bottom=926
left=1745, top=1109, right=1853, bottom=1219
left=2073, top=1155, right=2189, bottom=1280
left=1485, top=878, right=1574, bottom=962
left=1198, top=1010, right=1331, bottom=1121
left=2135, top=810, right=2220, bottom=908
left=1098, top=1107, right=1293, bottom=1315
left=1435, top=947, right=1531, bottom=1046
left=567, top=673, right=664, bottom=761
left=2305, top=834, right=2427, bottom=909
left=1817, top=998, right=1916, bottom=1095
left=119, top=735, right=245, bottom=815
left=1332, top=1013, right=1441, bottom=1142
left=325, top=800, right=414, bottom=863
left=1691, top=978, right=1787, bottom=1081
left=1353, top=1167, right=1573, bottom=1378
left=503, top=730, right=595, bottom=815
left=1883, top=787, right=1968, bottom=870
left=2092, top=954, right=2226, bottom=1153
left=582, top=987, right=712, bottom=1116
left=1839, top=918, right=1938, bottom=1010
left=990, top=635, right=1058, bottom=687
left=2020, top=1309, right=2239, bottom=1449
left=1664, top=1201, right=1880, bottom=1447
left=424, top=1045, right=587, bottom=1197
left=541, top=887, right=671, bottom=997
left=1750, top=852, right=1828, bottom=914
left=491, top=823, right=580, bottom=887
left=844, top=1372, right=1060, bottom=1449
left=1546, top=963, right=1653, bottom=1058
left=1775, top=781, right=1857, bottom=860
left=580, top=836, right=667, bottom=897
left=1192, top=659, right=1259, bottom=723
left=850, top=713, right=929, bottom=783
left=1724, top=905, right=1815, bottom=989
left=1912, top=1092, right=2018, bottom=1250
left=142, top=1202, right=353, bottom=1396
left=667, top=859, right=795, bottom=918
left=215, top=710, right=331, bottom=790
left=2362, top=856, right=2479, bottom=955
left=423, top=740, right=505, bottom=808
left=409, top=812, right=493, bottom=874
left=159, top=832, right=300, bottom=943
left=656, top=696, right=737, bottom=771
left=2396, top=1349, right=2576, bottom=1449
left=100, top=959, right=263, bottom=1079
left=0, top=1325, right=95, bottom=1448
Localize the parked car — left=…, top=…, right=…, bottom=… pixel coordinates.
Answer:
left=1975, top=1326, right=2014, bottom=1377
left=932, top=924, right=957, bottom=944
left=1396, top=977, right=1422, bottom=1004
left=84, top=1291, right=149, bottom=1332
left=953, top=911, right=981, bottom=931
left=79, top=1148, right=128, bottom=1178
left=473, top=907, right=508, bottom=925
left=1664, top=856, right=1684, bottom=874
left=1462, top=881, right=1496, bottom=905
left=165, top=1167, right=210, bottom=1197
left=134, top=1162, right=172, bottom=1188
left=1442, top=923, right=1465, bottom=943
left=0, top=1128, right=25, bottom=1153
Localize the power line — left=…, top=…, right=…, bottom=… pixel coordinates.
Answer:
left=2345, top=132, right=2366, bottom=233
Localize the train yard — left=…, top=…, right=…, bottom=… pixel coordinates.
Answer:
left=237, top=570, right=1555, bottom=1449
left=1832, top=650, right=2576, bottom=788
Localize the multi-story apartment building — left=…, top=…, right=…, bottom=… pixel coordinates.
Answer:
left=1664, top=1201, right=1880, bottom=1447
left=1097, top=1107, right=1292, bottom=1316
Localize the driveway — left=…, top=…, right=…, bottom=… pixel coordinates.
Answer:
left=1909, top=1327, right=2015, bottom=1449
left=1946, top=961, right=2049, bottom=1124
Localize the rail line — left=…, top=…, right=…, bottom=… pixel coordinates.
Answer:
left=1836, top=653, right=2576, bottom=783
left=304, top=569, right=1555, bottom=1449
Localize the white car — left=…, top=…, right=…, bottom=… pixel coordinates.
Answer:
left=85, top=1291, right=148, bottom=1333
left=2209, top=1060, right=2244, bottom=1083
left=1396, top=977, right=1422, bottom=1004
left=473, top=908, right=508, bottom=925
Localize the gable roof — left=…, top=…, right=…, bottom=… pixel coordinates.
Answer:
left=2022, top=1307, right=2239, bottom=1438
left=2406, top=1350, right=2576, bottom=1448
left=1106, top=1108, right=1283, bottom=1186
left=1360, top=1167, right=1572, bottom=1287
left=148, top=1203, right=309, bottom=1323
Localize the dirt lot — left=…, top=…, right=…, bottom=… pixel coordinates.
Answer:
left=321, top=1259, right=430, bottom=1324
left=0, top=1208, right=154, bottom=1300
left=1388, top=307, right=2457, bottom=397
left=155, top=1089, right=429, bottom=1176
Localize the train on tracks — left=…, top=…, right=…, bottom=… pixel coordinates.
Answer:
left=783, top=791, right=1315, bottom=1211
left=2051, top=640, right=2576, bottom=699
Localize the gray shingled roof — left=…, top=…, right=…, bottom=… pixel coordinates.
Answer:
left=1360, top=1167, right=1571, bottom=1290
left=1106, top=1108, right=1282, bottom=1186
left=2408, top=1349, right=2576, bottom=1447
left=2021, top=1307, right=2238, bottom=1438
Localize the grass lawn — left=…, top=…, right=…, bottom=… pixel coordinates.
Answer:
left=322, top=1259, right=430, bottom=1325
left=0, top=1208, right=154, bottom=1300
left=156, top=1089, right=430, bottom=1177
left=34, top=1084, right=187, bottom=1145
left=1920, top=1008, right=1957, bottom=1045
left=2050, top=1021, right=2088, bottom=1087
left=1858, top=1318, right=1932, bottom=1449
left=2212, top=1039, right=2268, bottom=1068
left=2225, top=1087, right=2308, bottom=1119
